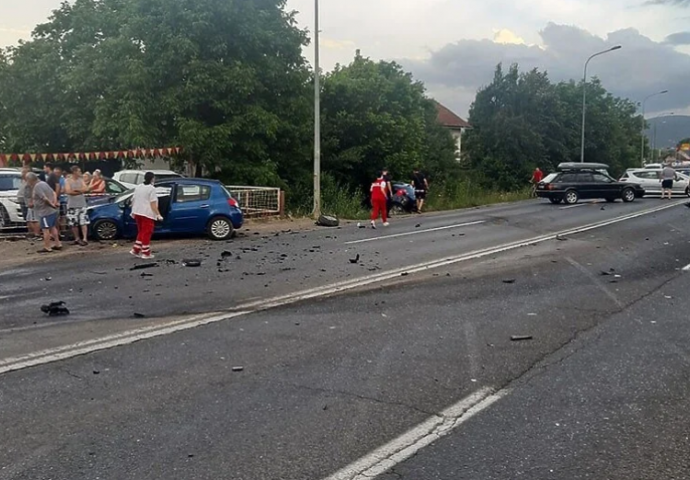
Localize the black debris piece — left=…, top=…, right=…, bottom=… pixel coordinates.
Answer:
left=232, top=366, right=244, bottom=372
left=93, top=370, right=100, bottom=375
left=221, top=251, right=233, bottom=258
left=349, top=254, right=360, bottom=264
left=41, top=301, right=70, bottom=316
left=133, top=313, right=146, bottom=318
left=415, top=224, right=421, bottom=228
left=556, top=235, right=567, bottom=241
left=503, top=279, right=516, bottom=284
left=130, top=262, right=159, bottom=271
left=140, top=272, right=154, bottom=277
left=510, top=335, right=533, bottom=342
left=182, top=259, right=202, bottom=267
left=600, top=271, right=611, bottom=276
left=91, top=271, right=108, bottom=275
left=401, top=272, right=409, bottom=277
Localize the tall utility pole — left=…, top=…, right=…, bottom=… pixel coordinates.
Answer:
left=580, top=45, right=622, bottom=163
left=312, top=0, right=321, bottom=219
left=652, top=111, right=674, bottom=161
left=640, top=90, right=668, bottom=167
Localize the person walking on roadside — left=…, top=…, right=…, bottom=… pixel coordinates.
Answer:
left=370, top=172, right=389, bottom=229
left=382, top=167, right=394, bottom=216
left=661, top=165, right=675, bottom=200
left=411, top=168, right=429, bottom=213
left=130, top=172, right=163, bottom=259
left=27, top=172, right=62, bottom=253
left=65, top=166, right=91, bottom=246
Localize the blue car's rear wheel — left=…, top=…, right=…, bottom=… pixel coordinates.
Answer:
left=93, top=219, right=119, bottom=241
left=207, top=216, right=234, bottom=241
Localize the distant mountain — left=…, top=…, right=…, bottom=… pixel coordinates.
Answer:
left=645, top=115, right=690, bottom=150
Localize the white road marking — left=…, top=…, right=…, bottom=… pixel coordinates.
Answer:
left=559, top=203, right=588, bottom=210
left=565, top=257, right=624, bottom=308
left=344, top=221, right=486, bottom=245
left=682, top=264, right=690, bottom=272
left=0, top=200, right=682, bottom=376
left=321, top=387, right=509, bottom=480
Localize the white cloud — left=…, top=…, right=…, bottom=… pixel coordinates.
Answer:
left=402, top=23, right=690, bottom=119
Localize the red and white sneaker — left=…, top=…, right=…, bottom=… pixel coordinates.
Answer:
left=140, top=254, right=155, bottom=260
left=129, top=249, right=141, bottom=258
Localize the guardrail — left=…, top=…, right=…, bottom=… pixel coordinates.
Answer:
left=226, top=186, right=284, bottom=218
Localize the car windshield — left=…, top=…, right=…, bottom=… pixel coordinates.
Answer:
left=0, top=174, right=22, bottom=191
left=542, top=173, right=558, bottom=183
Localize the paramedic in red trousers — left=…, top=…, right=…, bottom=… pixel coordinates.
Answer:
left=130, top=172, right=163, bottom=259
left=370, top=172, right=390, bottom=229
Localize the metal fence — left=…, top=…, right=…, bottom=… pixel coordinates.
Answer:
left=226, top=186, right=283, bottom=218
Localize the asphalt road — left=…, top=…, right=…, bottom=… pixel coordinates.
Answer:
left=1, top=197, right=690, bottom=479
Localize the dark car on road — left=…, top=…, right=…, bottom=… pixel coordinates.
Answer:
left=536, top=163, right=645, bottom=205
left=363, top=181, right=417, bottom=215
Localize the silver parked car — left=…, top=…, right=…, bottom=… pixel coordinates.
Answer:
left=620, top=168, right=690, bottom=197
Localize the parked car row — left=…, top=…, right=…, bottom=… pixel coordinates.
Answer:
left=536, top=163, right=645, bottom=204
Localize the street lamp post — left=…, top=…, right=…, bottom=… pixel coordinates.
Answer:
left=580, top=46, right=621, bottom=163
left=313, top=0, right=321, bottom=219
left=652, top=111, right=674, bottom=160
left=640, top=90, right=668, bottom=166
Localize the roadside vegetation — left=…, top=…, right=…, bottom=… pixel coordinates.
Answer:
left=0, top=0, right=649, bottom=220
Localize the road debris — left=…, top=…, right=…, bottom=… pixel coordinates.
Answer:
left=510, top=335, right=533, bottom=341
left=41, top=301, right=70, bottom=316
left=349, top=254, right=360, bottom=264
left=221, top=251, right=233, bottom=258
left=232, top=366, right=244, bottom=372
left=503, top=279, right=516, bottom=284
left=182, top=259, right=202, bottom=267
left=133, top=313, right=146, bottom=318
left=130, top=262, right=159, bottom=271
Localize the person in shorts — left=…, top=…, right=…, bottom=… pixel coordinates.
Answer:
left=27, top=172, right=62, bottom=253
left=661, top=165, right=675, bottom=200
left=411, top=168, right=429, bottom=213
left=65, top=165, right=91, bottom=246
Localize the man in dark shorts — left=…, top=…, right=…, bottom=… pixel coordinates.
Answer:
left=382, top=167, right=393, bottom=216
left=27, top=172, right=62, bottom=253
left=661, top=165, right=675, bottom=200
left=411, top=168, right=429, bottom=213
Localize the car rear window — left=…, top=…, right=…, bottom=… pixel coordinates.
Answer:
left=542, top=173, right=558, bottom=183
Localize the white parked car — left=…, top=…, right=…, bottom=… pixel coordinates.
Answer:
left=0, top=168, right=24, bottom=228
left=619, top=169, right=690, bottom=197
left=113, top=169, right=184, bottom=189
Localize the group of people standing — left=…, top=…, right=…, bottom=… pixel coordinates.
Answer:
left=17, top=164, right=107, bottom=253
left=369, top=167, right=429, bottom=228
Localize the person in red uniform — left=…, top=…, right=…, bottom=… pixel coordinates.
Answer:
left=370, top=173, right=389, bottom=229
left=530, top=167, right=544, bottom=197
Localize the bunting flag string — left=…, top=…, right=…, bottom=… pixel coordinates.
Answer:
left=0, top=147, right=182, bottom=167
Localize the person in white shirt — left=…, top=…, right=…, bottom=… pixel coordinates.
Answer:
left=130, top=172, right=163, bottom=259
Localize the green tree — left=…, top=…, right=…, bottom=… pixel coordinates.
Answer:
left=320, top=53, right=457, bottom=190
left=465, top=63, right=646, bottom=189
left=0, top=0, right=313, bottom=188
left=464, top=64, right=567, bottom=190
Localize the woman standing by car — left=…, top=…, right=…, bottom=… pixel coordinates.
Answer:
left=130, top=172, right=163, bottom=259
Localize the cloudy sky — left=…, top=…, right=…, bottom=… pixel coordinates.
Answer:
left=2, top=0, right=690, bottom=118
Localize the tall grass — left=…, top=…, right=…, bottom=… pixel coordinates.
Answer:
left=426, top=180, right=530, bottom=212
left=287, top=174, right=369, bottom=220
left=287, top=175, right=529, bottom=220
